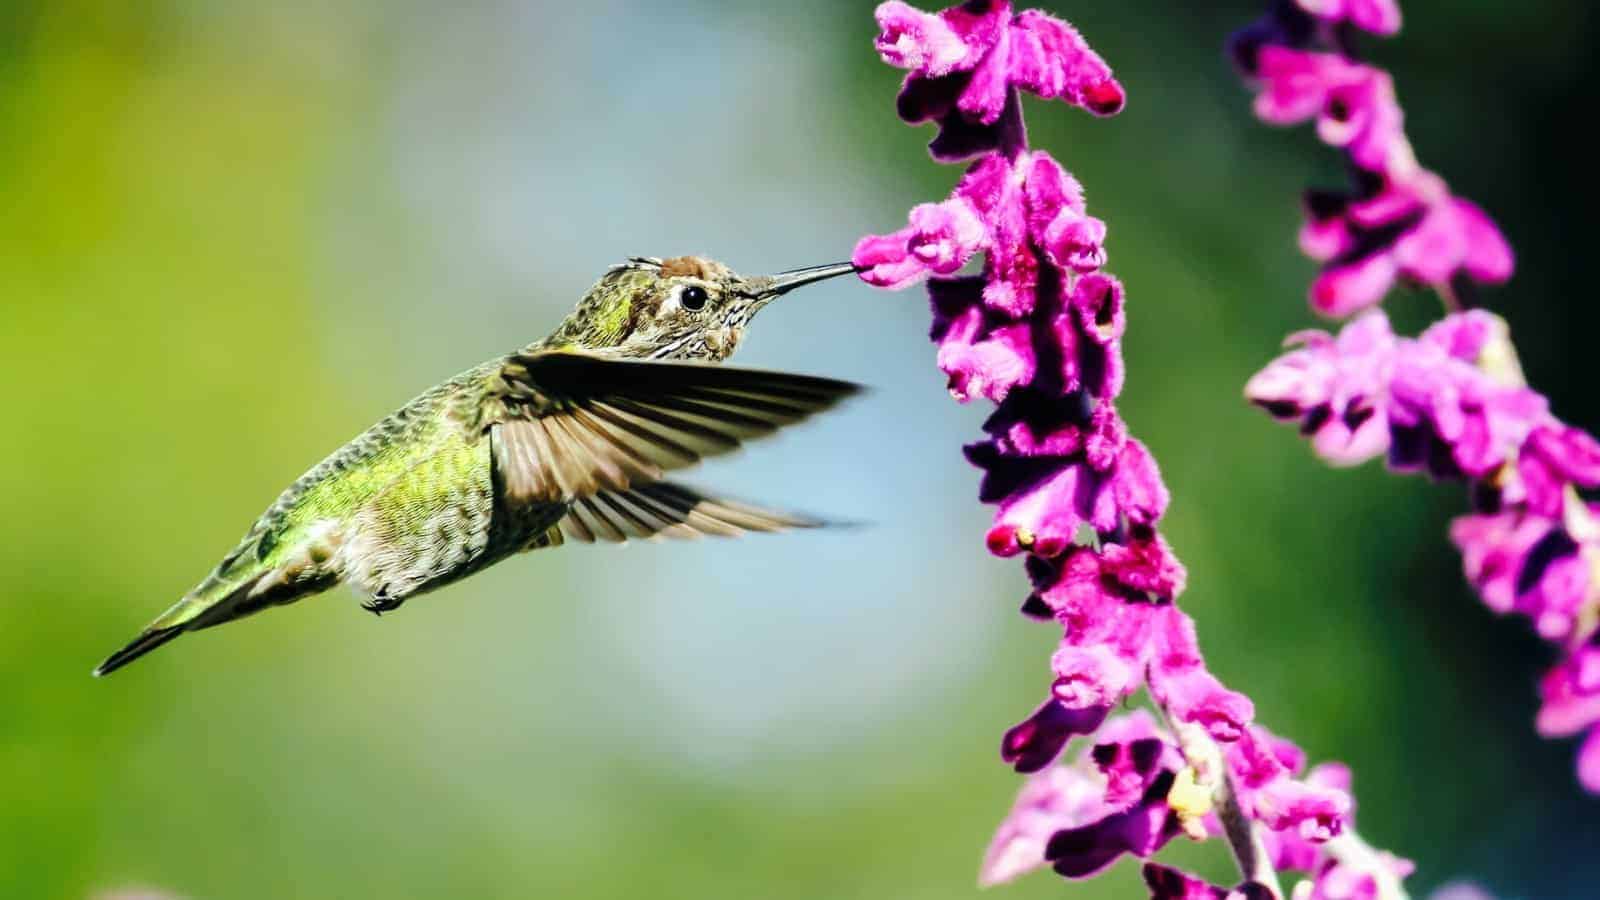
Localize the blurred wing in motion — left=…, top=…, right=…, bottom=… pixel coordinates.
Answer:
left=490, top=352, right=861, bottom=505
left=559, top=481, right=821, bottom=543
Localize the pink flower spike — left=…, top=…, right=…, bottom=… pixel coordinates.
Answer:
left=861, top=3, right=1427, bottom=890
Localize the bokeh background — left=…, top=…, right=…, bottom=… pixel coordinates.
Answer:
left=3, top=1, right=1597, bottom=897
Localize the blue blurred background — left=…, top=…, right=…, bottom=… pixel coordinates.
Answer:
left=2, top=1, right=1596, bottom=897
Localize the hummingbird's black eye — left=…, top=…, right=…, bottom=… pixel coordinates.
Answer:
left=680, top=285, right=709, bottom=311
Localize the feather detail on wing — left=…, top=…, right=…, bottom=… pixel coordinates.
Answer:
left=559, top=482, right=820, bottom=544
left=489, top=352, right=860, bottom=506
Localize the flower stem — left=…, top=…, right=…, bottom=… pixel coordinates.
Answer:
left=1436, top=280, right=1464, bottom=314
left=1160, top=705, right=1285, bottom=897
left=1216, top=766, right=1282, bottom=895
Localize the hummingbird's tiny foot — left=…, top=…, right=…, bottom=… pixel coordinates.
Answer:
left=363, top=587, right=404, bottom=617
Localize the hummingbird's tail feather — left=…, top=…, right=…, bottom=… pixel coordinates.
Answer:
left=558, top=481, right=838, bottom=544
left=91, top=585, right=226, bottom=677
left=92, top=558, right=332, bottom=677
left=92, top=623, right=186, bottom=677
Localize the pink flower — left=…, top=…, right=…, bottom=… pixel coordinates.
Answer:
left=980, top=753, right=1113, bottom=885
left=1301, top=853, right=1417, bottom=900
left=854, top=151, right=1109, bottom=314
left=1225, top=727, right=1351, bottom=840
left=1245, top=311, right=1396, bottom=466
left=876, top=1, right=1124, bottom=161
left=985, top=713, right=1184, bottom=884
left=1001, top=698, right=1111, bottom=774
left=1449, top=511, right=1558, bottom=615
left=1252, top=48, right=1408, bottom=174
left=1294, top=0, right=1402, bottom=36
left=1301, top=175, right=1514, bottom=318
left=1142, top=864, right=1275, bottom=900
left=1261, top=762, right=1353, bottom=872
left=1517, top=424, right=1600, bottom=518
left=1147, top=607, right=1255, bottom=741
left=873, top=1, right=988, bottom=76
left=1386, top=327, right=1548, bottom=479
left=1537, top=645, right=1600, bottom=792
left=854, top=198, right=986, bottom=289
left=1248, top=310, right=1555, bottom=479
left=928, top=278, right=1037, bottom=403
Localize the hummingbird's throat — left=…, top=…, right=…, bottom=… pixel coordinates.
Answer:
left=703, top=325, right=743, bottom=361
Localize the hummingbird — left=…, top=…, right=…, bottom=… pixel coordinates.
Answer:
left=94, top=256, right=861, bottom=677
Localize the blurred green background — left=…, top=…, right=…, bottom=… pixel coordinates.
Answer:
left=3, top=1, right=1595, bottom=897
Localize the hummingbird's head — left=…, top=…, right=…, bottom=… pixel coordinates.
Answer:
left=546, top=256, right=857, bottom=361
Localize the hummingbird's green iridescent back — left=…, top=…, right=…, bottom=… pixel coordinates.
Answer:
left=93, top=256, right=860, bottom=676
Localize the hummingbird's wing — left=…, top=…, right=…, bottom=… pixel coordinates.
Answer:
left=558, top=481, right=819, bottom=543
left=489, top=351, right=860, bottom=505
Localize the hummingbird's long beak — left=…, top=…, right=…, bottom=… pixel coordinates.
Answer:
left=753, top=262, right=860, bottom=299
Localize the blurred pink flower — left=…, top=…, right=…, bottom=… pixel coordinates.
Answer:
left=1143, top=864, right=1274, bottom=900
left=1235, top=0, right=1600, bottom=797
left=1295, top=0, right=1402, bottom=36
left=1300, top=173, right=1513, bottom=317
left=1233, top=11, right=1513, bottom=319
